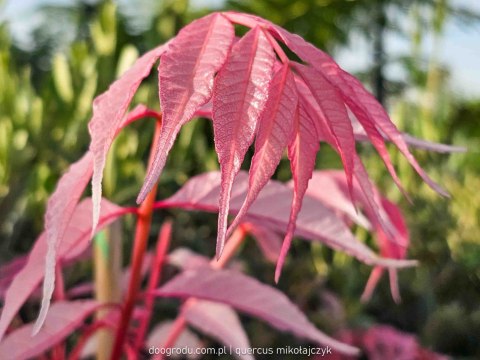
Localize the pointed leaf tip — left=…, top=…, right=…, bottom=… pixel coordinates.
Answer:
left=138, top=13, right=235, bottom=204
left=89, top=44, right=168, bottom=229
left=213, top=26, right=275, bottom=255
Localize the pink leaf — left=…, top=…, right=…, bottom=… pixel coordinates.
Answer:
left=269, top=22, right=447, bottom=197
left=212, top=26, right=275, bottom=257
left=0, top=300, right=98, bottom=360
left=275, top=80, right=321, bottom=282
left=184, top=300, right=253, bottom=360
left=0, top=199, right=127, bottom=341
left=242, top=221, right=282, bottom=263
left=303, top=170, right=409, bottom=302
left=89, top=45, right=168, bottom=234
left=168, top=248, right=211, bottom=270
left=298, top=171, right=371, bottom=230
left=157, top=171, right=417, bottom=273
left=138, top=13, right=234, bottom=204
left=0, top=256, right=28, bottom=299
left=224, top=12, right=447, bottom=196
left=225, top=63, right=296, bottom=254
left=294, top=64, right=354, bottom=194
left=153, top=267, right=360, bottom=356
left=34, top=151, right=94, bottom=334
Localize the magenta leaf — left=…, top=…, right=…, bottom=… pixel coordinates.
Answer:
left=0, top=199, right=127, bottom=341
left=138, top=13, right=235, bottom=204
left=0, top=300, right=98, bottom=360
left=226, top=63, right=297, bottom=254
left=153, top=266, right=359, bottom=356
left=212, top=26, right=275, bottom=257
left=185, top=300, right=253, bottom=360
left=90, top=45, right=168, bottom=233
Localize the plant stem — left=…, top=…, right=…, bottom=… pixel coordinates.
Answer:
left=94, top=224, right=122, bottom=360
left=134, top=220, right=173, bottom=351
left=155, top=226, right=247, bottom=360
left=110, top=118, right=162, bottom=360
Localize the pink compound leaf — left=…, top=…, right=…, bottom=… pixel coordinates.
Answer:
left=89, top=44, right=169, bottom=234
left=0, top=199, right=128, bottom=341
left=0, top=301, right=99, bottom=360
left=33, top=151, right=94, bottom=335
left=268, top=21, right=447, bottom=197
left=294, top=63, right=355, bottom=195
left=155, top=171, right=417, bottom=270
left=226, top=63, right=297, bottom=249
left=224, top=12, right=447, bottom=197
left=33, top=101, right=163, bottom=335
left=153, top=267, right=360, bottom=356
left=138, top=13, right=235, bottom=205
left=275, top=94, right=320, bottom=282
left=212, top=26, right=275, bottom=257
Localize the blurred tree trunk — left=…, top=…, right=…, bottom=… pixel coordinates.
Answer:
left=372, top=3, right=387, bottom=105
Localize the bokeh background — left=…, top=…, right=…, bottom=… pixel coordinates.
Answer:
left=0, top=0, right=479, bottom=358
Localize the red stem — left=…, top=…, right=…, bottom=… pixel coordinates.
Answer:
left=134, top=220, right=173, bottom=351
left=69, top=322, right=114, bottom=360
left=156, top=226, right=247, bottom=360
left=110, top=117, right=162, bottom=360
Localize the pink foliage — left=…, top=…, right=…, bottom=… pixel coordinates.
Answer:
left=80, top=11, right=449, bottom=275
left=158, top=171, right=417, bottom=270
left=0, top=300, right=98, bottom=360
left=153, top=266, right=360, bottom=356
left=0, top=199, right=127, bottom=341
left=325, top=325, right=448, bottom=360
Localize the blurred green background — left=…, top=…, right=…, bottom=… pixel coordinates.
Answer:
left=0, top=0, right=479, bottom=358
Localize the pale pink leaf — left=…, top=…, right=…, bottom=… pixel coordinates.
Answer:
left=0, top=300, right=98, bottom=360
left=226, top=63, right=296, bottom=251
left=299, top=171, right=371, bottom=230
left=89, top=44, right=168, bottom=234
left=158, top=171, right=417, bottom=271
left=168, top=248, right=211, bottom=270
left=0, top=199, right=126, bottom=341
left=33, top=151, right=94, bottom=334
left=184, top=300, right=253, bottom=360
left=212, top=26, right=275, bottom=257
left=153, top=267, right=360, bottom=356
left=138, top=13, right=234, bottom=204
left=304, top=170, right=409, bottom=302
left=0, top=256, right=28, bottom=299
left=243, top=221, right=282, bottom=263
